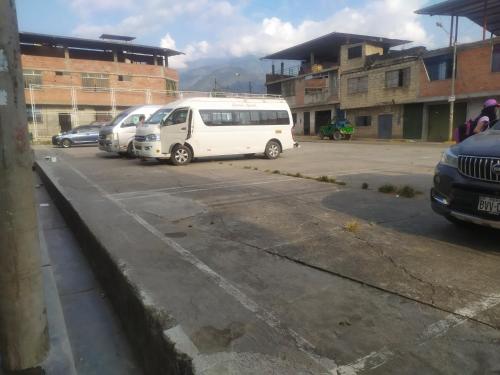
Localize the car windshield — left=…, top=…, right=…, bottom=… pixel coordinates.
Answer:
left=146, top=108, right=172, bottom=125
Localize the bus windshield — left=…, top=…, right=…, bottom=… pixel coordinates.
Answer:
left=146, top=108, right=172, bottom=125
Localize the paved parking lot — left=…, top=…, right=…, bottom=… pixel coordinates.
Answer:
left=36, top=141, right=500, bottom=374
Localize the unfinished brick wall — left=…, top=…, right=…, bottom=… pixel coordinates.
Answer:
left=22, top=54, right=179, bottom=106
left=419, top=39, right=500, bottom=98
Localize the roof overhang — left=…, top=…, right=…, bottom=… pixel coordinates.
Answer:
left=415, top=0, right=500, bottom=36
left=19, top=31, right=183, bottom=57
left=261, top=32, right=410, bottom=61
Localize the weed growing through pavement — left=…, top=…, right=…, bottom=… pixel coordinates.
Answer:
left=378, top=184, right=421, bottom=198
left=343, top=220, right=359, bottom=232
left=361, top=182, right=369, bottom=190
left=261, top=170, right=346, bottom=186
left=378, top=184, right=397, bottom=194
left=243, top=166, right=252, bottom=169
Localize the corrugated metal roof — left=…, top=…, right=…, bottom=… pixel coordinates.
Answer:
left=415, top=0, right=500, bottom=36
left=261, top=32, right=410, bottom=61
left=19, top=31, right=183, bottom=57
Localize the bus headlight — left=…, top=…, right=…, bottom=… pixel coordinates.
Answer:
left=145, top=134, right=160, bottom=142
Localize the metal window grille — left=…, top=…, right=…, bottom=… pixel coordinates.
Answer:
left=165, top=79, right=177, bottom=92
left=348, top=76, right=368, bottom=94
left=81, top=73, right=110, bottom=91
left=492, top=44, right=500, bottom=73
left=26, top=108, right=43, bottom=123
left=23, top=70, right=42, bottom=89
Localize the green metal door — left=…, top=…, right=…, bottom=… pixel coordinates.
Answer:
left=403, top=104, right=423, bottom=139
left=428, top=103, right=467, bottom=142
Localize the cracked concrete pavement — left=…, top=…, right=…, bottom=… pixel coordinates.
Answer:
left=35, top=141, right=500, bottom=374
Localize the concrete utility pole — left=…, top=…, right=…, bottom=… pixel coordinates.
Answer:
left=0, top=0, right=48, bottom=371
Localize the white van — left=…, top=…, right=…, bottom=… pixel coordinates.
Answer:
left=158, top=97, right=298, bottom=165
left=98, top=105, right=162, bottom=156
left=133, top=102, right=180, bottom=159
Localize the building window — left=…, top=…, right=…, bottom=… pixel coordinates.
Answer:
left=492, top=44, right=500, bottom=72
left=81, top=73, right=110, bottom=91
left=355, top=115, right=372, bottom=127
left=281, top=80, right=295, bottom=97
left=348, top=45, right=362, bottom=60
left=385, top=68, right=410, bottom=88
left=305, top=87, right=324, bottom=95
left=347, top=76, right=368, bottom=94
left=424, top=55, right=454, bottom=81
left=23, top=70, right=42, bottom=88
left=165, top=79, right=177, bottom=92
left=118, top=75, right=132, bottom=82
left=26, top=108, right=43, bottom=123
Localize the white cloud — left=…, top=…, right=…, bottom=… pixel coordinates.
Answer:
left=163, top=34, right=211, bottom=69
left=71, top=0, right=436, bottom=68
left=219, top=0, right=432, bottom=58
left=160, top=33, right=177, bottom=50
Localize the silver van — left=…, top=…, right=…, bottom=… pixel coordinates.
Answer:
left=98, top=105, right=161, bottom=156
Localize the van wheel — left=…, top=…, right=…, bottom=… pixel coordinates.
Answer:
left=171, top=145, right=192, bottom=165
left=265, top=140, right=281, bottom=159
left=126, top=142, right=135, bottom=158
left=61, top=139, right=72, bottom=148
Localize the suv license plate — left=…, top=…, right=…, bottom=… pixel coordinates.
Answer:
left=478, top=196, right=500, bottom=215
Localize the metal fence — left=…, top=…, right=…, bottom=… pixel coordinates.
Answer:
left=26, top=84, right=281, bottom=141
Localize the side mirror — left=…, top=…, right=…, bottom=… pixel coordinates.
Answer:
left=160, top=119, right=165, bottom=126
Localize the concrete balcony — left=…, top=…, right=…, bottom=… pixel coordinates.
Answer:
left=304, top=88, right=338, bottom=105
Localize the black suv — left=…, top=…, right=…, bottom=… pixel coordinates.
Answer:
left=431, top=121, right=500, bottom=229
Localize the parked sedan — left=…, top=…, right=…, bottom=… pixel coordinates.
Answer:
left=431, top=120, right=500, bottom=229
left=53, top=123, right=106, bottom=148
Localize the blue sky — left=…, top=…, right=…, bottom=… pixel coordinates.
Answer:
left=16, top=0, right=485, bottom=68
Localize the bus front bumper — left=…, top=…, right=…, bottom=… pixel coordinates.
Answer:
left=134, top=141, right=164, bottom=158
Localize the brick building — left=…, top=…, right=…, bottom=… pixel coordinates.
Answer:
left=20, top=32, right=182, bottom=140
left=415, top=0, right=500, bottom=141
left=262, top=33, right=410, bottom=137
left=264, top=4, right=500, bottom=141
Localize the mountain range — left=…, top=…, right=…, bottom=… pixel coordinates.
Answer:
left=178, top=56, right=271, bottom=94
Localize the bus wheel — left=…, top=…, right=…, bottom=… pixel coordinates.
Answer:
left=171, top=145, right=192, bottom=165
left=265, top=140, right=281, bottom=159
left=126, top=142, right=135, bottom=158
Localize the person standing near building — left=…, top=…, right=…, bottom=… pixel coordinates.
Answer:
left=473, top=99, right=499, bottom=134
left=137, top=114, right=146, bottom=127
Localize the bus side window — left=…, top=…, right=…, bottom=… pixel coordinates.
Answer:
left=165, top=108, right=188, bottom=126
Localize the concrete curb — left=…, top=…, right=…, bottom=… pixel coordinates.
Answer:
left=36, top=162, right=194, bottom=375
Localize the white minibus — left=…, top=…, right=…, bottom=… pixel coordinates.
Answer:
left=158, top=97, right=298, bottom=165
left=98, top=105, right=162, bottom=156
left=133, top=102, right=181, bottom=159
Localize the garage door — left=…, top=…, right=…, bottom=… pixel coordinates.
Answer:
left=428, top=103, right=467, bottom=142
left=378, top=114, right=393, bottom=139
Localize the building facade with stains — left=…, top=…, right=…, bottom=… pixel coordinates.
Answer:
left=264, top=31, right=500, bottom=141
left=20, top=32, right=182, bottom=140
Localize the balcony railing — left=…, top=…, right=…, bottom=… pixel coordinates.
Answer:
left=304, top=88, right=334, bottom=105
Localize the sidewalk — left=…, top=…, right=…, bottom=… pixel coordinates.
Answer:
left=0, top=175, right=142, bottom=375
left=294, top=135, right=453, bottom=145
